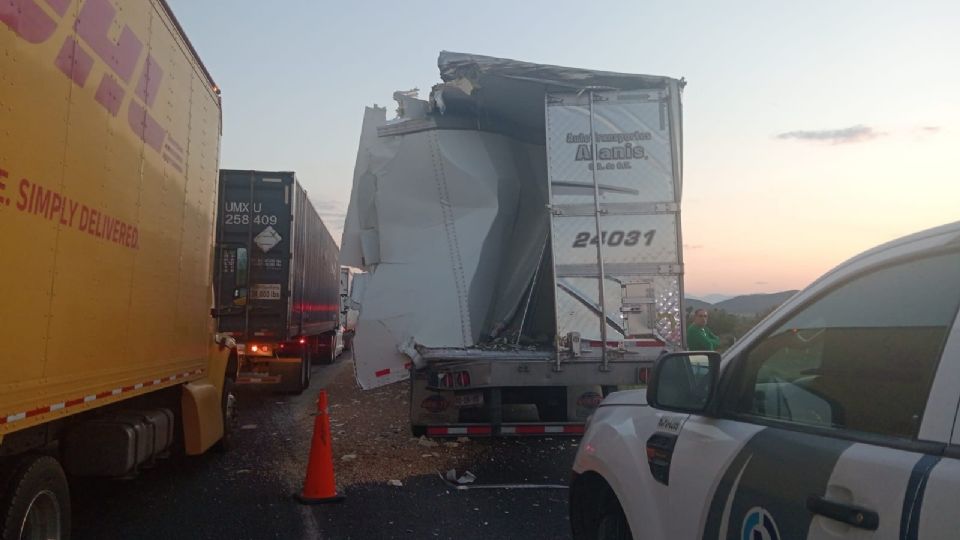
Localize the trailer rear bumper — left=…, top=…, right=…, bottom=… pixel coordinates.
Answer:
left=421, top=355, right=656, bottom=390
left=235, top=374, right=282, bottom=385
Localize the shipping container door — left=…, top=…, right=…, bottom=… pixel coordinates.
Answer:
left=545, top=88, right=684, bottom=355
left=216, top=171, right=293, bottom=340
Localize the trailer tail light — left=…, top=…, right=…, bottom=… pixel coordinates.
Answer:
left=246, top=344, right=272, bottom=356
left=299, top=338, right=306, bottom=344
left=433, top=370, right=472, bottom=389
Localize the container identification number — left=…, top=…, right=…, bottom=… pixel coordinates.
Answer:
left=224, top=214, right=278, bottom=226
left=571, top=230, right=655, bottom=248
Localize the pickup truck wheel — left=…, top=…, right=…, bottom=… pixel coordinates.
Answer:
left=596, top=497, right=631, bottom=540
left=0, top=455, right=70, bottom=540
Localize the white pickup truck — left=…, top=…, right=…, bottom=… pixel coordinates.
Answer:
left=571, top=220, right=960, bottom=539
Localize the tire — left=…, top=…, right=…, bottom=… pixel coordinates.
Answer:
left=303, top=349, right=312, bottom=390
left=596, top=498, right=631, bottom=540
left=213, top=377, right=237, bottom=452
left=322, top=334, right=336, bottom=365
left=0, top=455, right=70, bottom=540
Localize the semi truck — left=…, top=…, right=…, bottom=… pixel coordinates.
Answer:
left=341, top=52, right=686, bottom=436
left=0, top=1, right=233, bottom=537
left=215, top=170, right=341, bottom=394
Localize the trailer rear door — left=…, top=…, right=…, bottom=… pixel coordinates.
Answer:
left=545, top=87, right=685, bottom=357
left=215, top=171, right=294, bottom=341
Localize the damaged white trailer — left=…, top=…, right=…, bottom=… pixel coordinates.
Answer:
left=341, top=52, right=686, bottom=436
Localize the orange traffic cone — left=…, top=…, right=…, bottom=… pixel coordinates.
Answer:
left=295, top=390, right=345, bottom=504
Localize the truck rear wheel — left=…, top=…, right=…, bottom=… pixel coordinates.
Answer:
left=0, top=454, right=70, bottom=540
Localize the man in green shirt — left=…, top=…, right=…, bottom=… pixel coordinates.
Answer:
left=687, top=309, right=720, bottom=351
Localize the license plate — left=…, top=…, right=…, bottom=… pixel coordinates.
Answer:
left=454, top=393, right=484, bottom=408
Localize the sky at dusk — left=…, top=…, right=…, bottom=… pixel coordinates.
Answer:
left=167, top=0, right=960, bottom=297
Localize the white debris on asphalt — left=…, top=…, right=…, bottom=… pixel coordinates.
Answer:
left=240, top=424, right=258, bottom=430
left=341, top=454, right=357, bottom=462
left=388, top=479, right=403, bottom=487
left=417, top=436, right=439, bottom=448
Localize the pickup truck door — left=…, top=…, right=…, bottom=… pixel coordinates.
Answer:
left=661, top=249, right=960, bottom=539
left=917, top=301, right=960, bottom=538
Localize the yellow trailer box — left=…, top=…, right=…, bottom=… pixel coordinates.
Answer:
left=1, top=1, right=229, bottom=536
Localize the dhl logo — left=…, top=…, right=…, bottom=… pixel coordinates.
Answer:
left=1, top=0, right=188, bottom=173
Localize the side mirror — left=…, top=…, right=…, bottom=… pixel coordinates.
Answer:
left=647, top=352, right=721, bottom=413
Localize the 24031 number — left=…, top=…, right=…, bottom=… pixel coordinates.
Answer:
left=571, top=230, right=655, bottom=248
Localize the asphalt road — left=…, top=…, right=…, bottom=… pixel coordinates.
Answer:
left=69, top=355, right=579, bottom=539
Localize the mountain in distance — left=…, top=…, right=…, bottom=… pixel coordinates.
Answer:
left=684, top=290, right=799, bottom=316
left=684, top=297, right=713, bottom=313
left=697, top=293, right=735, bottom=304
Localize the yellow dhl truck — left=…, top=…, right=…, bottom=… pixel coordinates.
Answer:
left=0, top=1, right=234, bottom=537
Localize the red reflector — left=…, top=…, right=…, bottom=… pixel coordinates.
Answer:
left=456, top=371, right=470, bottom=387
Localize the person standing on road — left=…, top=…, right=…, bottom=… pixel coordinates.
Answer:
left=687, top=308, right=720, bottom=351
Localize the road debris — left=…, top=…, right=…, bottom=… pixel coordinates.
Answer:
left=323, top=362, right=488, bottom=487
left=445, top=469, right=476, bottom=485
left=438, top=470, right=567, bottom=491
left=417, top=436, right=439, bottom=448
